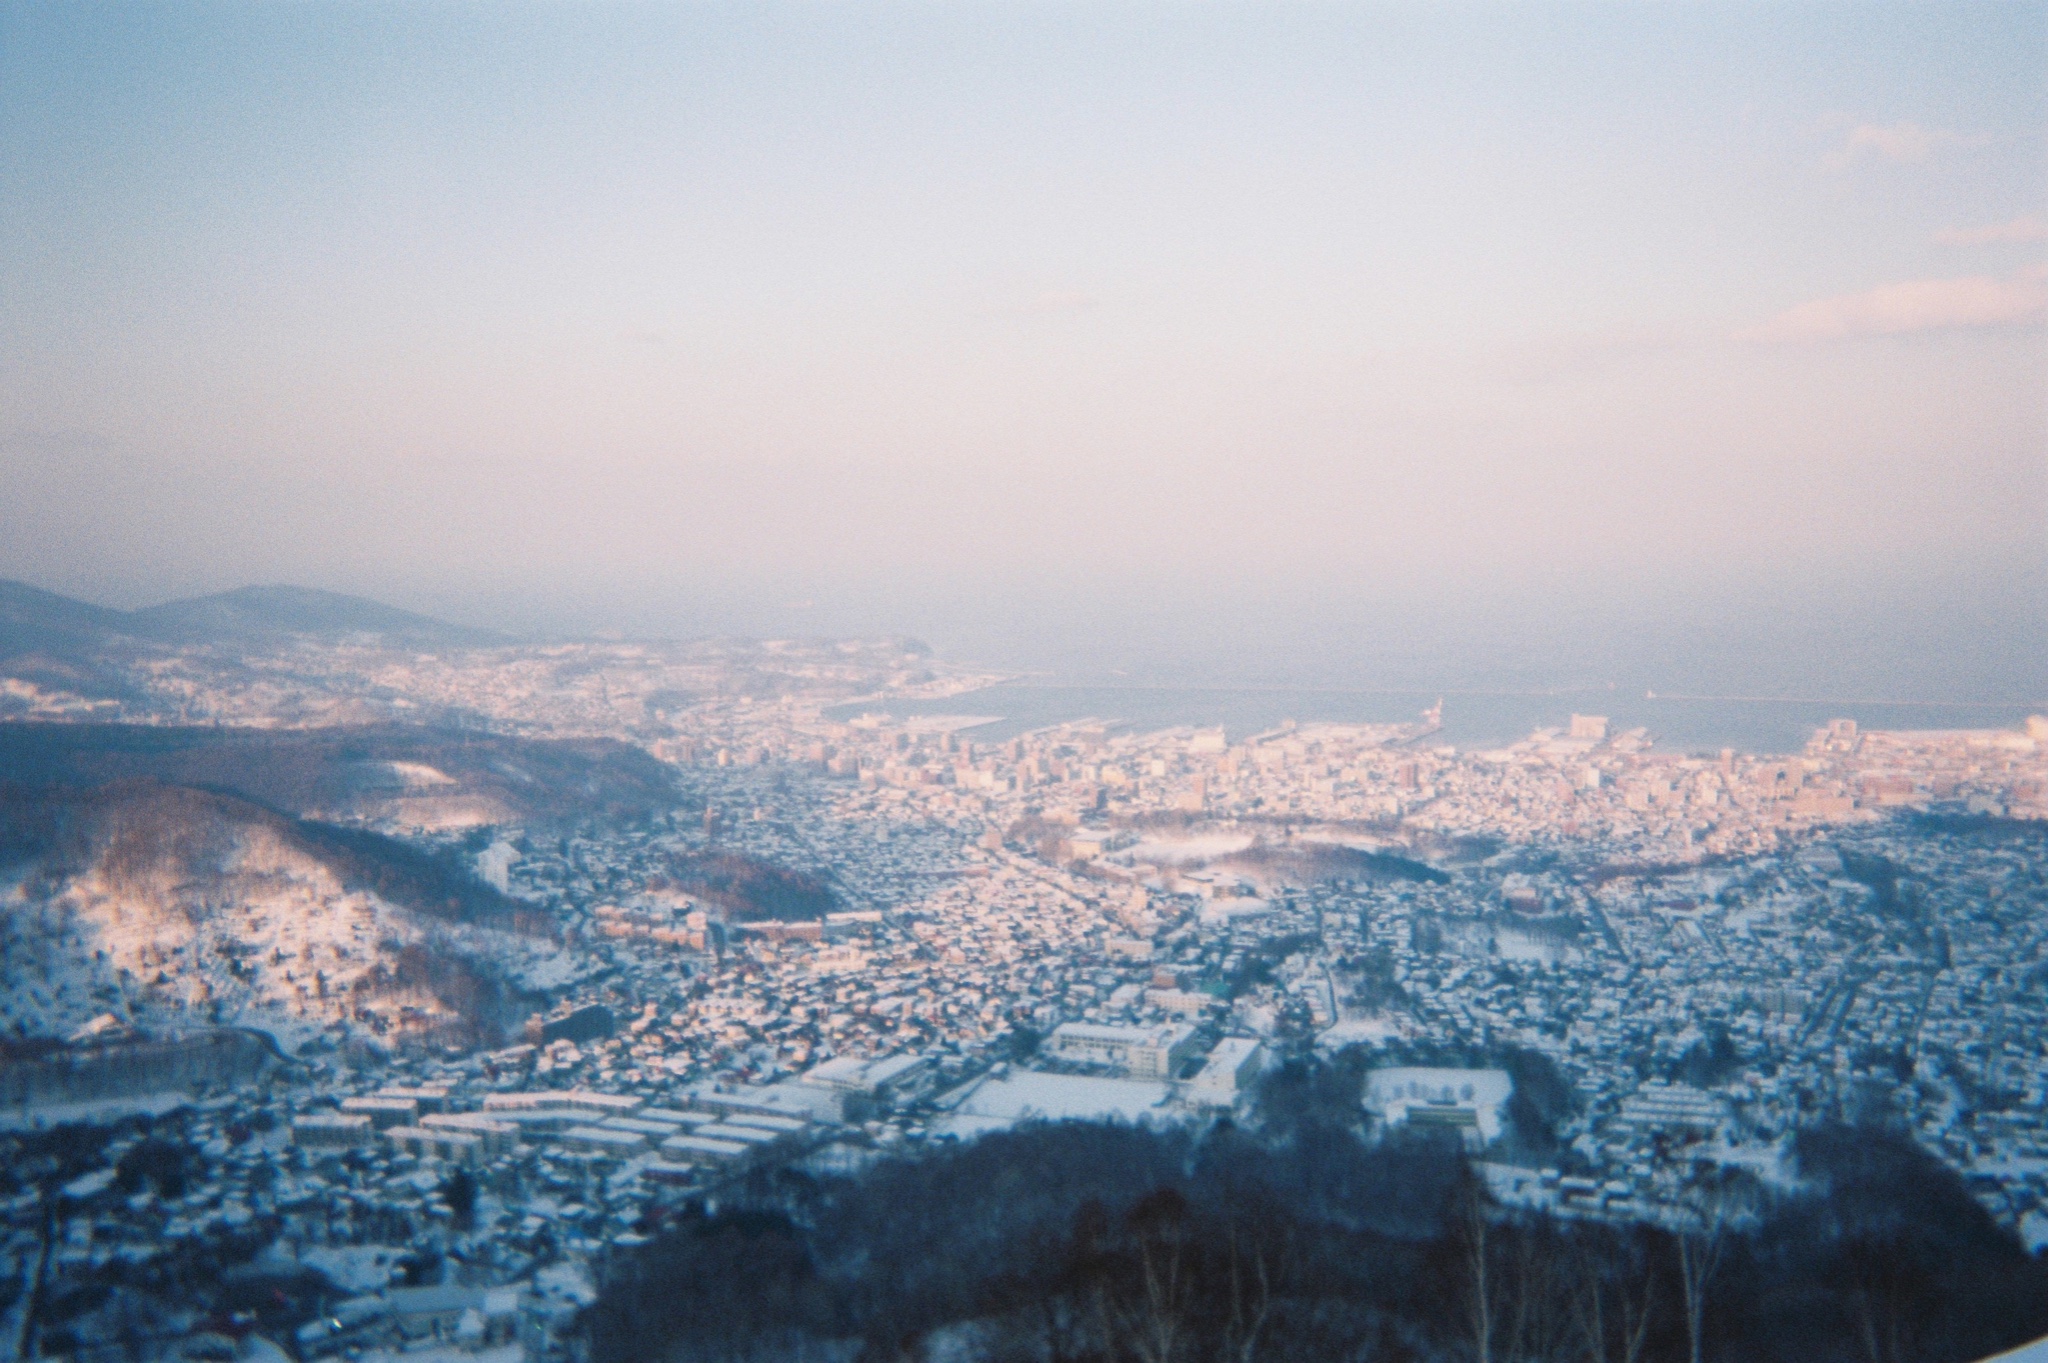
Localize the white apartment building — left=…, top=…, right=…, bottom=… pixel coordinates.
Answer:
left=1045, top=1022, right=1200, bottom=1079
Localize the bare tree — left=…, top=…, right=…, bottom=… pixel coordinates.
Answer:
left=1220, top=1219, right=1277, bottom=1363
left=1452, top=1177, right=1494, bottom=1363
left=1568, top=1227, right=1655, bottom=1363
left=1124, top=1191, right=1193, bottom=1363
left=1081, top=1189, right=1195, bottom=1363
left=11, top=1185, right=59, bottom=1363
left=1674, top=1224, right=1721, bottom=1363
left=1841, top=1231, right=1934, bottom=1363
left=1497, top=1219, right=1573, bottom=1363
left=1672, top=1169, right=1756, bottom=1363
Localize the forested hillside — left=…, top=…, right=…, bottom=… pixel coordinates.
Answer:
left=586, top=1104, right=2048, bottom=1363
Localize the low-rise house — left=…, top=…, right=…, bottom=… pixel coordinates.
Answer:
left=386, top=1125, right=485, bottom=1166
left=340, top=1096, right=420, bottom=1129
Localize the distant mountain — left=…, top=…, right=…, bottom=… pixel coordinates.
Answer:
left=0, top=580, right=155, bottom=703
left=0, top=578, right=509, bottom=657
left=127, top=583, right=510, bottom=648
left=0, top=578, right=141, bottom=656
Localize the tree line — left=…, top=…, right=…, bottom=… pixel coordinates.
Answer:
left=584, top=1108, right=2046, bottom=1363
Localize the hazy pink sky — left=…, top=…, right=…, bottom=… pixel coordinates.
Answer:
left=2, top=2, right=2043, bottom=667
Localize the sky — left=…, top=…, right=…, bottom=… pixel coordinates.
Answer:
left=2, top=2, right=2044, bottom=695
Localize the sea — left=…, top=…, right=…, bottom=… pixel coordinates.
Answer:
left=826, top=683, right=2040, bottom=756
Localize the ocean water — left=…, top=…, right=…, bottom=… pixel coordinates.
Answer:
left=827, top=683, right=2039, bottom=755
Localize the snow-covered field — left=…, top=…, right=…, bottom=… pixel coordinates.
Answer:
left=1122, top=832, right=1256, bottom=865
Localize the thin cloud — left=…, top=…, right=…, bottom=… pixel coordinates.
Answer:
left=1826, top=119, right=1986, bottom=167
left=1933, top=216, right=2048, bottom=246
left=1740, top=265, right=2048, bottom=343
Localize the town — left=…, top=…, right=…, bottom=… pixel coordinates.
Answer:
left=3, top=635, right=2045, bottom=1362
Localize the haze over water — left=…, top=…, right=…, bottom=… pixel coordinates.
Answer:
left=833, top=683, right=2039, bottom=756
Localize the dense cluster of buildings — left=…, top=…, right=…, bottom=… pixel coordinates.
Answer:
left=487, top=700, right=2045, bottom=1234
left=4, top=632, right=2045, bottom=1360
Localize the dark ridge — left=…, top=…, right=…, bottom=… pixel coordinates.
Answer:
left=356, top=940, right=542, bottom=1047
left=1835, top=849, right=1922, bottom=923
left=1407, top=831, right=1502, bottom=863
left=1491, top=910, right=1583, bottom=941
left=1222, top=843, right=1451, bottom=885
left=1909, top=810, right=2048, bottom=842
left=289, top=820, right=555, bottom=937
left=0, top=721, right=677, bottom=827
left=654, top=851, right=836, bottom=922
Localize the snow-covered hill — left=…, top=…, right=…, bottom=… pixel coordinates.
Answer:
left=0, top=783, right=567, bottom=1048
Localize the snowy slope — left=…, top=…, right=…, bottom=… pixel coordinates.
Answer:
left=0, top=784, right=556, bottom=1047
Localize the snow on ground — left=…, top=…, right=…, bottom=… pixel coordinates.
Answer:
left=529, top=1260, right=598, bottom=1325
left=384, top=794, right=508, bottom=830
left=421, top=919, right=589, bottom=994
left=297, top=1245, right=409, bottom=1294
left=0, top=1092, right=195, bottom=1133
left=474, top=839, right=519, bottom=892
left=497, top=945, right=585, bottom=992
left=1198, top=896, right=1273, bottom=928
left=1317, top=1015, right=1414, bottom=1049
left=930, top=1071, right=1175, bottom=1140
left=1122, top=832, right=1255, bottom=865
left=0, top=817, right=546, bottom=1042
left=1493, top=928, right=1560, bottom=965
left=1296, top=829, right=1395, bottom=852
left=348, top=1347, right=523, bottom=1363
left=384, top=761, right=457, bottom=789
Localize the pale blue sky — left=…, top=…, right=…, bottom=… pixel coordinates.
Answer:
left=1, top=2, right=2043, bottom=687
